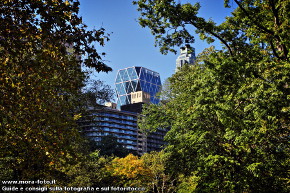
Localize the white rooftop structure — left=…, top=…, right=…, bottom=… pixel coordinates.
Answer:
left=175, top=46, right=196, bottom=72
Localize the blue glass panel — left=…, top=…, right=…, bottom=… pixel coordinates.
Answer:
left=127, top=82, right=133, bottom=94
left=151, top=76, right=156, bottom=84
left=150, top=84, right=156, bottom=93
left=147, top=70, right=152, bottom=82
left=127, top=67, right=138, bottom=80
left=147, top=72, right=153, bottom=83
left=120, top=69, right=129, bottom=82
left=150, top=96, right=154, bottom=103
left=149, top=84, right=154, bottom=95
left=131, top=80, right=138, bottom=91
left=140, top=80, right=147, bottom=92
left=143, top=69, right=148, bottom=81
left=120, top=95, right=127, bottom=105
left=139, top=68, right=146, bottom=81
left=146, top=71, right=151, bottom=82
left=124, top=82, right=130, bottom=93
left=124, top=69, right=130, bottom=81
left=116, top=83, right=126, bottom=95
left=156, top=76, right=161, bottom=86
left=115, top=72, right=122, bottom=83
left=145, top=81, right=151, bottom=93
left=154, top=76, right=159, bottom=85
left=119, top=70, right=125, bottom=81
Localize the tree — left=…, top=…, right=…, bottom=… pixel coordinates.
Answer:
left=142, top=151, right=176, bottom=193
left=96, top=135, right=134, bottom=157
left=66, top=151, right=114, bottom=187
left=0, top=0, right=111, bottom=181
left=108, top=154, right=152, bottom=187
left=81, top=79, right=115, bottom=106
left=107, top=151, right=177, bottom=192
left=133, top=0, right=289, bottom=60
left=134, top=0, right=290, bottom=192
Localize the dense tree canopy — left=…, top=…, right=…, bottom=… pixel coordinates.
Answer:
left=81, top=79, right=115, bottom=106
left=134, top=0, right=289, bottom=60
left=135, top=0, right=290, bottom=192
left=0, top=0, right=111, bottom=181
left=67, top=151, right=177, bottom=192
left=95, top=135, right=134, bottom=158
left=66, top=151, right=114, bottom=188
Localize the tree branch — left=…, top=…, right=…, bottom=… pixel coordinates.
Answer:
left=269, top=40, right=283, bottom=60
left=234, top=0, right=288, bottom=61
left=233, top=0, right=274, bottom=35
left=188, top=20, right=234, bottom=57
left=269, top=0, right=288, bottom=60
left=269, top=0, right=280, bottom=27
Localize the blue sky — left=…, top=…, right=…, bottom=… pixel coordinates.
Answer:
left=78, top=0, right=235, bottom=101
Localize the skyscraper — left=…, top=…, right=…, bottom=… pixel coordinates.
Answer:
left=115, top=66, right=167, bottom=153
left=79, top=104, right=146, bottom=153
left=175, top=46, right=196, bottom=72
left=115, top=66, right=161, bottom=109
left=80, top=67, right=166, bottom=155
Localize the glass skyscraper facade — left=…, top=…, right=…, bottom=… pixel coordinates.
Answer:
left=175, top=46, right=196, bottom=72
left=80, top=66, right=167, bottom=155
left=115, top=66, right=161, bottom=108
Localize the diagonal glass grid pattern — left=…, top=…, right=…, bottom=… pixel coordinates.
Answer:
left=115, top=67, right=161, bottom=107
left=127, top=67, right=138, bottom=80
left=115, top=73, right=122, bottom=83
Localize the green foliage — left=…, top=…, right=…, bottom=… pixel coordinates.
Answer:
left=108, top=154, right=151, bottom=187
left=177, top=174, right=199, bottom=193
left=142, top=50, right=290, bottom=192
left=0, top=157, right=14, bottom=181
left=134, top=0, right=290, bottom=60
left=66, top=151, right=114, bottom=187
left=135, top=0, right=290, bottom=192
left=81, top=79, right=115, bottom=106
left=107, top=151, right=176, bottom=192
left=0, top=0, right=111, bottom=181
left=96, top=135, right=134, bottom=158
left=76, top=79, right=115, bottom=123
left=142, top=151, right=176, bottom=193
